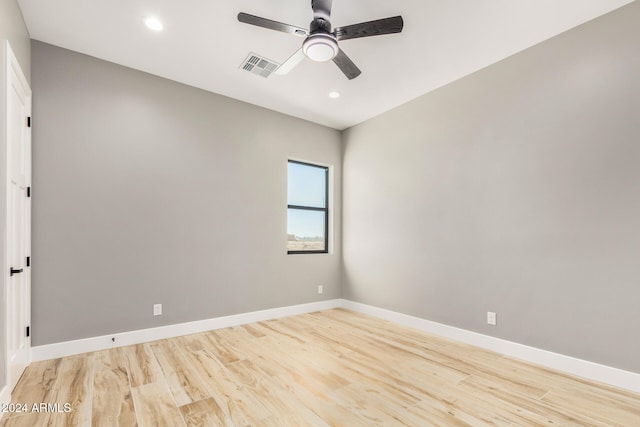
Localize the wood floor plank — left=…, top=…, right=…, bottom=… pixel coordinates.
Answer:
left=123, top=343, right=162, bottom=387
left=226, top=359, right=330, bottom=427
left=94, top=347, right=126, bottom=371
left=47, top=353, right=94, bottom=427
left=202, top=330, right=243, bottom=365
left=5, top=309, right=640, bottom=426
left=241, top=323, right=266, bottom=338
left=269, top=372, right=372, bottom=427
left=251, top=335, right=351, bottom=393
left=150, top=340, right=212, bottom=406
left=4, top=358, right=61, bottom=416
left=329, top=382, right=424, bottom=426
left=216, top=332, right=302, bottom=378
left=92, top=349, right=137, bottom=427
left=459, top=369, right=549, bottom=402
left=178, top=398, right=235, bottom=427
left=0, top=412, right=50, bottom=427
left=177, top=345, right=272, bottom=426
left=178, top=331, right=244, bottom=367
left=454, top=376, right=576, bottom=426
left=402, top=400, right=473, bottom=427
left=542, top=388, right=640, bottom=426
left=131, top=382, right=185, bottom=427
left=257, top=318, right=357, bottom=361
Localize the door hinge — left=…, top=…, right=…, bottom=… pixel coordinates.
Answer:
left=26, top=326, right=30, bottom=337
left=27, top=187, right=31, bottom=197
left=27, top=116, right=31, bottom=128
left=26, top=256, right=30, bottom=267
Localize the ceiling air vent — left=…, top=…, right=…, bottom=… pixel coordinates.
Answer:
left=240, top=53, right=280, bottom=78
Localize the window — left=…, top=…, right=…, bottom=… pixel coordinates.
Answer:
left=287, top=160, right=328, bottom=254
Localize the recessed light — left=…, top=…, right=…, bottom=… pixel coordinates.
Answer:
left=144, top=17, right=163, bottom=31
left=328, top=91, right=340, bottom=99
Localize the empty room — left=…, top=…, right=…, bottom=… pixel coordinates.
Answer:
left=2, top=0, right=640, bottom=425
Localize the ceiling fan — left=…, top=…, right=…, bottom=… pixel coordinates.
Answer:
left=238, top=0, right=404, bottom=80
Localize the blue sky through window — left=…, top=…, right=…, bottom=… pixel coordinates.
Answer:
left=288, top=162, right=326, bottom=208
left=288, top=162, right=327, bottom=240
left=287, top=209, right=325, bottom=240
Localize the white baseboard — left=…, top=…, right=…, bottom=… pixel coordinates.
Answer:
left=31, top=299, right=342, bottom=362
left=29, top=298, right=640, bottom=394
left=339, top=299, right=640, bottom=394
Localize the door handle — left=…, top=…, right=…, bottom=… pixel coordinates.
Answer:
left=10, top=268, right=23, bottom=276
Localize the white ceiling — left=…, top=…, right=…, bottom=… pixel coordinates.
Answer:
left=18, top=0, right=634, bottom=130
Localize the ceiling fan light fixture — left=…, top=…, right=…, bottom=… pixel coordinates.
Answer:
left=144, top=17, right=163, bottom=31
left=303, top=34, right=338, bottom=62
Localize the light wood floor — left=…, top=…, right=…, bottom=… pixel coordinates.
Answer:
left=2, top=309, right=639, bottom=426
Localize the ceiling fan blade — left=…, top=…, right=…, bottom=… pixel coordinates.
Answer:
left=332, top=49, right=361, bottom=80
left=275, top=48, right=306, bottom=75
left=334, top=16, right=404, bottom=41
left=237, top=12, right=308, bottom=37
left=311, top=0, right=333, bottom=20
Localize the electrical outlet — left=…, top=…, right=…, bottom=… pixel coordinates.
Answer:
left=153, top=304, right=162, bottom=316
left=487, top=311, right=497, bottom=326
left=317, top=285, right=323, bottom=294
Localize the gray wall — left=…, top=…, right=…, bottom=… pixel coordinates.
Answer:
left=342, top=2, right=640, bottom=373
left=31, top=41, right=342, bottom=346
left=21, top=1, right=640, bottom=377
left=1, top=0, right=30, bottom=394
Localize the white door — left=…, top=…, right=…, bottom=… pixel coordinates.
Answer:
left=5, top=42, right=31, bottom=391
